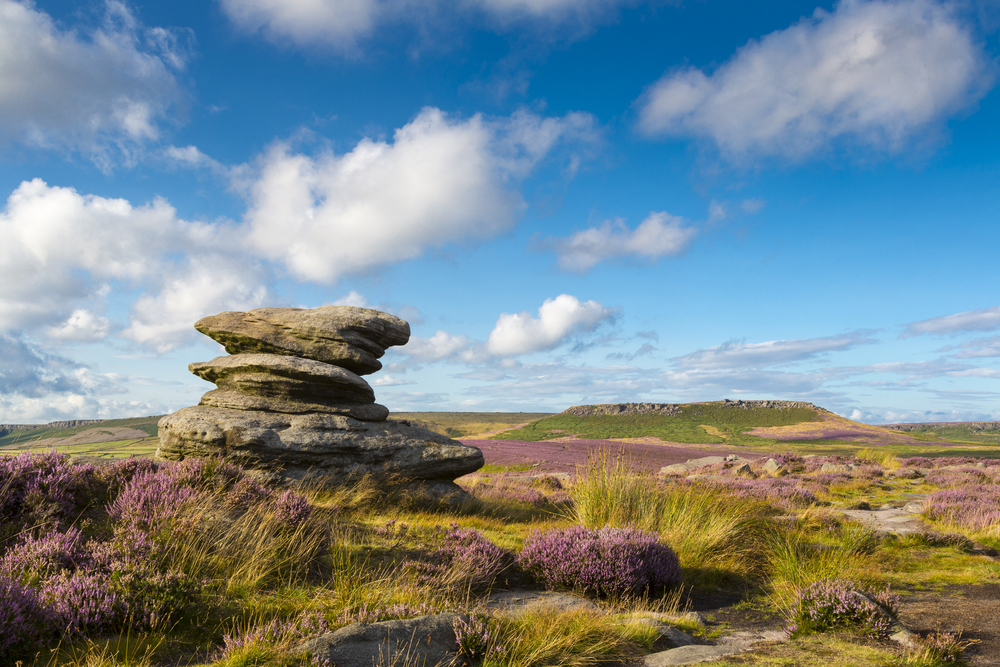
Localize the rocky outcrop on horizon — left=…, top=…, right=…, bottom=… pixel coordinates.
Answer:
left=564, top=399, right=817, bottom=417
left=156, top=306, right=484, bottom=499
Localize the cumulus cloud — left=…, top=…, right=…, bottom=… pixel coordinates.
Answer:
left=331, top=291, right=369, bottom=307
left=0, top=0, right=189, bottom=163
left=402, top=331, right=481, bottom=363
left=0, top=334, right=91, bottom=397
left=637, top=0, right=993, bottom=159
left=487, top=294, right=617, bottom=356
left=902, top=305, right=1000, bottom=336
left=220, top=0, right=640, bottom=50
left=0, top=179, right=271, bottom=352
left=544, top=211, right=696, bottom=271
left=243, top=107, right=594, bottom=282
left=674, top=332, right=878, bottom=370
left=45, top=310, right=112, bottom=342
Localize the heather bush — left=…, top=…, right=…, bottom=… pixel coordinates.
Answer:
left=706, top=477, right=819, bottom=509
left=453, top=612, right=508, bottom=662
left=398, top=523, right=511, bottom=593
left=42, top=569, right=120, bottom=635
left=225, top=476, right=273, bottom=511
left=923, top=485, right=1000, bottom=536
left=0, top=574, right=51, bottom=656
left=0, top=526, right=90, bottom=585
left=518, top=525, right=681, bottom=598
left=273, top=489, right=313, bottom=528
left=787, top=579, right=899, bottom=639
left=0, top=450, right=97, bottom=532
left=108, top=468, right=198, bottom=550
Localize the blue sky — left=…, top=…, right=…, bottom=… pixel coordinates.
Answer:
left=2, top=0, right=1000, bottom=424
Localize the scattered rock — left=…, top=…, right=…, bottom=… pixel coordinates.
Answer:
left=641, top=645, right=745, bottom=666
left=485, top=590, right=601, bottom=614
left=631, top=619, right=696, bottom=648
left=821, top=463, right=853, bottom=474
left=733, top=462, right=754, bottom=477
left=763, top=458, right=786, bottom=477
left=659, top=456, right=726, bottom=475
left=716, top=629, right=788, bottom=646
left=296, top=613, right=466, bottom=667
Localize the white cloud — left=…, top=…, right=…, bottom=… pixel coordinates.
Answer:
left=163, top=145, right=224, bottom=172
left=853, top=360, right=1000, bottom=378
left=674, top=332, right=878, bottom=370
left=0, top=178, right=271, bottom=352
left=45, top=310, right=112, bottom=342
left=637, top=0, right=993, bottom=159
left=546, top=211, right=696, bottom=271
left=122, top=257, right=271, bottom=352
left=402, top=331, right=483, bottom=363
left=948, top=335, right=1000, bottom=358
left=487, top=294, right=617, bottom=356
left=330, top=291, right=369, bottom=308
left=220, top=0, right=639, bottom=50
left=243, top=107, right=593, bottom=283
left=0, top=0, right=188, bottom=163
left=902, top=305, right=1000, bottom=336
left=372, top=374, right=414, bottom=386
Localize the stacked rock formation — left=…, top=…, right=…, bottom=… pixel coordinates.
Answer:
left=156, top=306, right=484, bottom=497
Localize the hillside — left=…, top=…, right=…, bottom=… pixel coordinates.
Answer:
left=487, top=400, right=996, bottom=453
left=0, top=416, right=163, bottom=459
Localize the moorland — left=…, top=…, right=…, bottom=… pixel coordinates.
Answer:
left=2, top=401, right=1000, bottom=666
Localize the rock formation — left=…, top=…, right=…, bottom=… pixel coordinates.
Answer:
left=156, top=306, right=484, bottom=499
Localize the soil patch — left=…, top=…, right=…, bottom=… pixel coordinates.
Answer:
left=896, top=584, right=1000, bottom=666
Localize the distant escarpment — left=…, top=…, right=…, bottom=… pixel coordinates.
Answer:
left=563, top=399, right=817, bottom=417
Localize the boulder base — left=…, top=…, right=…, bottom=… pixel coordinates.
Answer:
left=157, top=406, right=484, bottom=488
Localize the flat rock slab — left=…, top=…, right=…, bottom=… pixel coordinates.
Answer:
left=296, top=613, right=466, bottom=667
left=198, top=389, right=389, bottom=421
left=484, top=590, right=601, bottom=614
left=195, top=306, right=409, bottom=375
left=641, top=645, right=746, bottom=666
left=157, top=406, right=484, bottom=487
left=192, top=353, right=375, bottom=400
left=716, top=629, right=788, bottom=646
left=836, top=500, right=929, bottom=536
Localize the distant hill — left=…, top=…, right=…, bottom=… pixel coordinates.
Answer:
left=882, top=421, right=1000, bottom=445
left=487, top=400, right=989, bottom=451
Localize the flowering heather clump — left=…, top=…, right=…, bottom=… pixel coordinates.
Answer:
left=0, top=574, right=51, bottom=655
left=225, top=476, right=273, bottom=511
left=41, top=570, right=119, bottom=635
left=787, top=579, right=899, bottom=639
left=923, top=485, right=1000, bottom=533
left=98, top=457, right=160, bottom=501
left=453, top=613, right=508, bottom=661
left=518, top=525, right=681, bottom=598
left=108, top=468, right=198, bottom=546
left=707, top=477, right=818, bottom=509
left=0, top=526, right=90, bottom=584
left=0, top=450, right=96, bottom=529
left=443, top=524, right=512, bottom=589
left=272, top=489, right=313, bottom=528
left=168, top=456, right=243, bottom=492
left=925, top=467, right=994, bottom=488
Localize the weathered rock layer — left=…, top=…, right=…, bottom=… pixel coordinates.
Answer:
left=157, top=306, right=483, bottom=494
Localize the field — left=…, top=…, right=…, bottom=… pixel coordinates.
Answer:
left=3, top=405, right=1000, bottom=666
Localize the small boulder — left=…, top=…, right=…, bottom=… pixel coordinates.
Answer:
left=763, top=458, right=786, bottom=477
left=296, top=614, right=466, bottom=667
left=733, top=462, right=754, bottom=477
left=821, top=463, right=852, bottom=474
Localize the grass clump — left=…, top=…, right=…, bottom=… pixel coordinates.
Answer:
left=571, top=451, right=773, bottom=580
